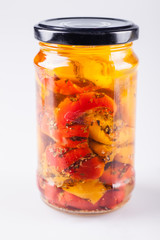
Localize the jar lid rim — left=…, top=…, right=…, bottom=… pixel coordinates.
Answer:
left=34, top=17, right=139, bottom=45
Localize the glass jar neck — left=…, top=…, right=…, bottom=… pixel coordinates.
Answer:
left=39, top=42, right=133, bottom=55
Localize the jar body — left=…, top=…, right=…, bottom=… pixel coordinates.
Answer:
left=34, top=43, right=138, bottom=213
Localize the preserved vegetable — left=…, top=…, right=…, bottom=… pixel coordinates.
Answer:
left=34, top=17, right=139, bottom=213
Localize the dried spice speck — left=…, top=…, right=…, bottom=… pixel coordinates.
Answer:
left=104, top=125, right=111, bottom=134
left=96, top=120, right=100, bottom=126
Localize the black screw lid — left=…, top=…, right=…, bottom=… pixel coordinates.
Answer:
left=34, top=17, right=139, bottom=45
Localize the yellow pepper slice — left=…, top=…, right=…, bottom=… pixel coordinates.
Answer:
left=63, top=180, right=107, bottom=204
left=89, top=123, right=113, bottom=145
left=90, top=140, right=134, bottom=165
left=89, top=140, right=114, bottom=162
left=89, top=116, right=134, bottom=146
left=81, top=57, right=114, bottom=89
left=46, top=63, right=76, bottom=79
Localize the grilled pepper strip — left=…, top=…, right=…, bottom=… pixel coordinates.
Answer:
left=46, top=144, right=104, bottom=180
left=98, top=188, right=125, bottom=209
left=100, top=161, right=134, bottom=186
left=56, top=92, right=115, bottom=127
left=39, top=110, right=89, bottom=147
left=46, top=144, right=91, bottom=172
left=67, top=156, right=104, bottom=180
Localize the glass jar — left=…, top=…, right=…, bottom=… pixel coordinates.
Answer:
left=34, top=17, right=139, bottom=214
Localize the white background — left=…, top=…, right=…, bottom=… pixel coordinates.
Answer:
left=0, top=0, right=160, bottom=239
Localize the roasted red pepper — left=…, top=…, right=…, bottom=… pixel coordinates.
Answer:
left=98, top=188, right=125, bottom=209
left=40, top=92, right=115, bottom=181
left=39, top=110, right=89, bottom=147
left=66, top=156, right=104, bottom=180
left=56, top=92, right=115, bottom=127
left=46, top=144, right=91, bottom=171
left=100, top=161, right=134, bottom=185
left=44, top=182, right=62, bottom=205
left=46, top=144, right=104, bottom=180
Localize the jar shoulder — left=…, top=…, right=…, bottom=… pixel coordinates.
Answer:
left=34, top=47, right=138, bottom=75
